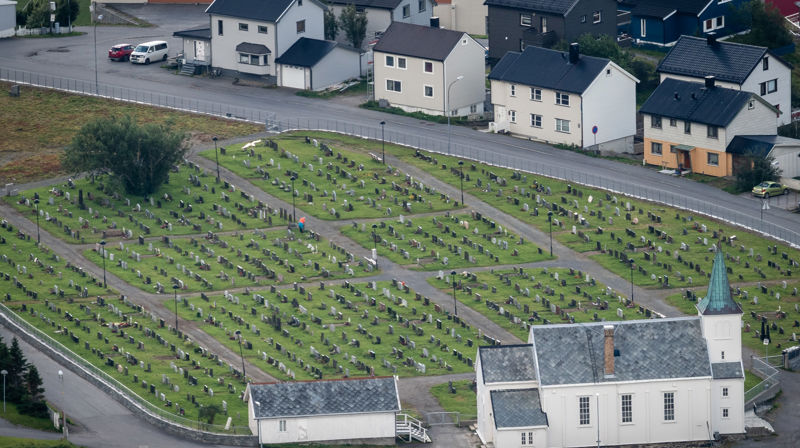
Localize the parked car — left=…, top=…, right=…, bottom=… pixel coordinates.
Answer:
left=108, top=44, right=134, bottom=62
left=752, top=181, right=788, bottom=198
left=130, top=41, right=169, bottom=65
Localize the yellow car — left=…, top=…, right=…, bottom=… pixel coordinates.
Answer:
left=752, top=181, right=788, bottom=198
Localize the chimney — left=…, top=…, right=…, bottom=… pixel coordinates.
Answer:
left=430, top=16, right=440, bottom=28
left=707, top=32, right=717, bottom=46
left=705, top=75, right=716, bottom=88
left=569, top=42, right=579, bottom=64
left=674, top=91, right=680, bottom=100
left=603, top=325, right=615, bottom=376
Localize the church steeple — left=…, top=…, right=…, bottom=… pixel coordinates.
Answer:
left=697, top=250, right=742, bottom=315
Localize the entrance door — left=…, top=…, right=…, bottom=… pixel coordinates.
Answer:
left=194, top=40, right=206, bottom=62
left=683, top=151, right=692, bottom=171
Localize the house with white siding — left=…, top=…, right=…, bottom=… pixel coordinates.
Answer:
left=433, top=0, right=487, bottom=36
left=275, top=37, right=361, bottom=90
left=657, top=35, right=792, bottom=126
left=476, top=250, right=745, bottom=448
left=0, top=0, right=15, bottom=38
left=489, top=43, right=638, bottom=153
left=326, top=0, right=435, bottom=45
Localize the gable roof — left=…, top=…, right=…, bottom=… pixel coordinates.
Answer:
left=726, top=135, right=800, bottom=158
left=479, top=344, right=537, bottom=383
left=491, top=389, right=548, bottom=428
left=630, top=0, right=708, bottom=17
left=373, top=22, right=466, bottom=61
left=488, top=46, right=611, bottom=94
left=206, top=0, right=295, bottom=22
left=248, top=377, right=400, bottom=419
left=712, top=362, right=744, bottom=379
left=657, top=36, right=777, bottom=85
left=530, top=317, right=712, bottom=385
left=639, top=78, right=759, bottom=127
left=276, top=38, right=356, bottom=67
left=483, top=0, right=578, bottom=15
left=325, top=0, right=403, bottom=9
left=697, top=250, right=743, bottom=315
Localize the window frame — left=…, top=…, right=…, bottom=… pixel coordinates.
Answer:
left=664, top=392, right=675, bottom=422
left=707, top=125, right=718, bottom=139
left=640, top=18, right=646, bottom=37
left=385, top=55, right=395, bottom=67
left=424, top=61, right=434, bottom=73
left=707, top=152, right=719, bottom=166
left=722, top=387, right=729, bottom=398
left=555, top=92, right=570, bottom=106
left=402, top=4, right=410, bottom=18
left=530, top=88, right=541, bottom=101
left=258, top=25, right=268, bottom=34
left=579, top=396, right=590, bottom=425
left=621, top=394, right=633, bottom=424
left=763, top=56, right=769, bottom=71
left=238, top=52, right=267, bottom=66
left=592, top=10, right=602, bottom=24
left=510, top=84, right=516, bottom=97
left=418, top=0, right=426, bottom=12
left=530, top=113, right=542, bottom=128
left=669, top=118, right=677, bottom=127
left=722, top=408, right=729, bottom=419
left=555, top=118, right=570, bottom=133
left=509, top=110, right=517, bottom=123
left=651, top=115, right=662, bottom=129
left=397, top=57, right=407, bottom=69
left=217, top=19, right=224, bottom=36
left=541, top=16, right=548, bottom=33
left=424, top=85, right=434, bottom=98
left=296, top=19, right=306, bottom=33
left=386, top=79, right=402, bottom=92
left=651, top=142, right=662, bottom=155
left=238, top=22, right=249, bottom=31
left=279, top=419, right=287, bottom=431
left=520, top=13, right=532, bottom=27
left=684, top=121, right=691, bottom=134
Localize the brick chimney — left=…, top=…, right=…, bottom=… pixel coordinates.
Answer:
left=603, top=325, right=615, bottom=376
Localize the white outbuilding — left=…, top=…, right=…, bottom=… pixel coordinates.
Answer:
left=0, top=1, right=16, bottom=38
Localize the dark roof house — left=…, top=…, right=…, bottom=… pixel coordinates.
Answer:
left=373, top=22, right=465, bottom=61
left=206, top=0, right=298, bottom=22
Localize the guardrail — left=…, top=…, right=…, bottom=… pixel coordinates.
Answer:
left=745, top=356, right=781, bottom=407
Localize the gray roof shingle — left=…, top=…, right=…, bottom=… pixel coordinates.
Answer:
left=373, top=22, right=466, bottom=61
left=249, top=377, right=400, bottom=418
left=325, top=0, right=403, bottom=10
left=275, top=38, right=346, bottom=67
left=483, top=0, right=578, bottom=15
left=479, top=344, right=537, bottom=383
left=491, top=389, right=548, bottom=428
left=726, top=135, right=799, bottom=158
left=657, top=36, right=770, bottom=85
left=531, top=318, right=712, bottom=385
left=712, top=362, right=744, bottom=379
left=173, top=27, right=211, bottom=40
left=488, top=46, right=610, bottom=94
left=206, top=0, right=295, bottom=22
left=236, top=42, right=271, bottom=54
left=639, top=78, right=756, bottom=127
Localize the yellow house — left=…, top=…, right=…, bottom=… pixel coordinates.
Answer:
left=640, top=77, right=779, bottom=177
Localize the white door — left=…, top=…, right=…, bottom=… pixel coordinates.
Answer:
left=194, top=40, right=206, bottom=62
left=282, top=66, right=306, bottom=89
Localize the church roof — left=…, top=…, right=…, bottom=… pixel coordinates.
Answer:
left=491, top=388, right=548, bottom=428
left=697, top=250, right=743, bottom=315
left=712, top=362, right=744, bottom=379
left=479, top=344, right=537, bottom=383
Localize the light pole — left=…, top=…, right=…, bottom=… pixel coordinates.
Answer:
left=173, top=284, right=179, bottom=334
left=235, top=330, right=246, bottom=382
left=547, top=211, right=553, bottom=256
left=290, top=176, right=296, bottom=226
left=446, top=75, right=464, bottom=155
left=1, top=369, right=7, bottom=413
left=380, top=121, right=386, bottom=165
left=99, top=240, right=106, bottom=288
left=58, top=369, right=66, bottom=438
left=372, top=224, right=378, bottom=269
left=93, top=11, right=103, bottom=95
left=458, top=161, right=464, bottom=206
left=451, top=270, right=458, bottom=317
left=254, top=401, right=262, bottom=447
left=34, top=198, right=40, bottom=244
left=629, top=259, right=635, bottom=304
left=213, top=137, right=220, bottom=182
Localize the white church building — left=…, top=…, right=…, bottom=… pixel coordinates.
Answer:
left=476, top=250, right=745, bottom=447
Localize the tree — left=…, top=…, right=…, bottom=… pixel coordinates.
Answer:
left=729, top=0, right=792, bottom=49
left=7, top=337, right=27, bottom=403
left=55, top=0, right=80, bottom=28
left=198, top=404, right=222, bottom=424
left=735, top=151, right=782, bottom=192
left=62, top=115, right=188, bottom=196
left=24, top=1, right=51, bottom=29
left=25, top=365, right=45, bottom=402
left=339, top=4, right=367, bottom=49
left=324, top=9, right=339, bottom=41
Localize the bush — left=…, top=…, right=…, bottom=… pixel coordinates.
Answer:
left=735, top=152, right=782, bottom=192
left=16, top=400, right=49, bottom=419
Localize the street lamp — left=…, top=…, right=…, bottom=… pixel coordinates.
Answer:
left=213, top=137, right=220, bottom=182
left=371, top=224, right=378, bottom=269
left=446, top=75, right=464, bottom=155
left=1, top=369, right=7, bottom=413
left=290, top=176, right=297, bottom=226
left=380, top=121, right=386, bottom=165
left=34, top=198, right=40, bottom=245
left=547, top=211, right=553, bottom=257
left=451, top=270, right=458, bottom=317
left=254, top=401, right=263, bottom=447
left=235, top=330, right=246, bottom=382
left=173, top=284, right=179, bottom=334
left=99, top=240, right=106, bottom=288
left=629, top=259, right=635, bottom=304
left=92, top=11, right=103, bottom=95
left=458, top=161, right=465, bottom=206
left=58, top=370, right=66, bottom=438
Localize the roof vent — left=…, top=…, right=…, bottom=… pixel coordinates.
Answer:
left=674, top=92, right=680, bottom=100
left=603, top=325, right=615, bottom=377
left=569, top=42, right=579, bottom=64
left=707, top=32, right=717, bottom=46
left=705, top=75, right=716, bottom=88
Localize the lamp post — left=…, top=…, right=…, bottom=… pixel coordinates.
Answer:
left=99, top=240, right=106, bottom=288
left=380, top=121, right=386, bottom=164
left=58, top=369, right=66, bottom=438
left=458, top=161, right=465, bottom=206
left=235, top=330, right=246, bottom=382
left=446, top=75, right=464, bottom=155
left=629, top=260, right=635, bottom=304
left=451, top=270, right=458, bottom=317
left=213, top=137, right=220, bottom=182
left=372, top=224, right=378, bottom=269
left=547, top=211, right=553, bottom=256
left=254, top=401, right=262, bottom=447
left=173, top=284, right=179, bottom=334
left=1, top=369, right=7, bottom=413
left=34, top=198, right=40, bottom=245
left=93, top=12, right=103, bottom=95
left=290, top=176, right=296, bottom=226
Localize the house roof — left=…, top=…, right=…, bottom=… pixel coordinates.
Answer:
left=639, top=78, right=756, bottom=127
left=657, top=36, right=776, bottom=85
left=726, top=135, right=800, bottom=158
left=530, top=317, right=712, bottom=385
left=173, top=27, right=211, bottom=40
left=249, top=377, right=400, bottom=419
left=206, top=0, right=295, bottom=22
left=697, top=251, right=743, bottom=315
left=491, top=389, right=548, bottom=428
left=276, top=38, right=356, bottom=67
left=483, top=0, right=578, bottom=15
left=629, top=0, right=707, bottom=17
left=479, top=344, right=537, bottom=383
left=630, top=2, right=676, bottom=19
left=712, top=362, right=744, bottom=379
left=488, top=46, right=610, bottom=94
left=236, top=42, right=271, bottom=54
left=373, top=22, right=466, bottom=61
left=325, top=0, right=403, bottom=9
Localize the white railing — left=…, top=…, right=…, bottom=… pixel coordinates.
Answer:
left=745, top=356, right=781, bottom=406
left=396, top=413, right=430, bottom=443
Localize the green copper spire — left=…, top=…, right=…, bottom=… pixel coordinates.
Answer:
left=697, top=250, right=742, bottom=315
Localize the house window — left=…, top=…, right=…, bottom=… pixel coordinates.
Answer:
left=579, top=396, right=590, bottom=425
left=684, top=121, right=691, bottom=134
left=520, top=39, right=527, bottom=51
left=707, top=152, right=719, bottom=166
left=521, top=431, right=533, bottom=444
left=530, top=114, right=542, bottom=128
left=760, top=79, right=778, bottom=95
left=707, top=126, right=718, bottom=139
left=530, top=88, right=541, bottom=101
left=581, top=15, right=586, bottom=23
left=721, top=351, right=725, bottom=360
left=641, top=18, right=646, bottom=37
left=239, top=23, right=249, bottom=31
left=386, top=79, right=402, bottom=92
left=748, top=99, right=755, bottom=109
left=296, top=20, right=305, bottom=33
left=258, top=25, right=268, bottom=34
left=298, top=0, right=302, bottom=4
left=621, top=394, right=632, bottom=423
left=398, top=57, right=407, bottom=69
left=722, top=408, right=729, bottom=418
left=217, top=20, right=223, bottom=35
left=509, top=110, right=516, bottom=123
left=403, top=4, right=410, bottom=18
left=520, top=13, right=532, bottom=27
left=664, top=392, right=675, bottom=421
left=470, top=104, right=478, bottom=113
left=651, top=142, right=662, bottom=155
left=510, top=85, right=516, bottom=97
left=521, top=432, right=526, bottom=445
left=763, top=57, right=769, bottom=71
left=555, top=92, right=569, bottom=106
left=593, top=11, right=602, bottom=23
left=385, top=55, right=395, bottom=67
left=669, top=118, right=677, bottom=127
left=716, top=16, right=724, bottom=28
left=279, top=420, right=287, bottom=431
left=424, top=61, right=433, bottom=73
left=670, top=145, right=678, bottom=154
left=556, top=118, right=570, bottom=133
left=239, top=53, right=265, bottom=65
left=424, top=85, right=433, bottom=97
left=704, top=16, right=725, bottom=32
left=722, top=387, right=729, bottom=397
left=418, top=0, right=425, bottom=12
left=541, top=16, right=548, bottom=33
left=651, top=115, right=662, bottom=129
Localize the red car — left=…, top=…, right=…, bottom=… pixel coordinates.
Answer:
left=108, top=44, right=135, bottom=62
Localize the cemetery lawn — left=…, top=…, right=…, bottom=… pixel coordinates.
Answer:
left=172, top=280, right=484, bottom=381
left=430, top=379, right=477, bottom=420
left=340, top=213, right=552, bottom=271
left=745, top=370, right=761, bottom=391
left=198, top=133, right=463, bottom=221
left=0, top=218, right=110, bottom=301
left=428, top=268, right=656, bottom=340
left=665, top=281, right=800, bottom=354
left=82, top=228, right=375, bottom=293
left=389, top=147, right=800, bottom=290
left=8, top=165, right=275, bottom=244
left=0, top=402, right=58, bottom=431
left=0, top=437, right=83, bottom=448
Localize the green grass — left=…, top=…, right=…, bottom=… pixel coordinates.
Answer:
left=745, top=370, right=761, bottom=391
left=430, top=379, right=476, bottom=419
left=0, top=402, right=58, bottom=432
left=340, top=213, right=552, bottom=271
left=0, top=437, right=81, bottom=448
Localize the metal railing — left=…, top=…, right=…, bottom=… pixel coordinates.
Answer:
left=745, top=356, right=781, bottom=406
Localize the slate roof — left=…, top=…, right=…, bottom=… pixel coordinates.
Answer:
left=488, top=46, right=611, bottom=94
left=275, top=38, right=354, bottom=67
left=697, top=251, right=743, bottom=315
left=657, top=36, right=771, bottom=85
left=639, top=78, right=755, bottom=127
left=530, top=318, right=712, bottom=385
left=630, top=0, right=707, bottom=17
left=236, top=42, right=271, bottom=54
left=325, top=0, right=403, bottom=9
left=491, top=389, right=548, bottom=428
left=726, top=135, right=800, bottom=158
left=479, top=344, right=537, bottom=383
left=373, top=22, right=465, bottom=61
left=173, top=27, right=211, bottom=40
left=483, top=0, right=578, bottom=15
left=712, top=362, right=744, bottom=379
left=249, top=377, right=400, bottom=418
left=206, top=0, right=294, bottom=22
